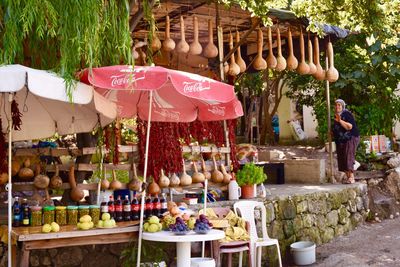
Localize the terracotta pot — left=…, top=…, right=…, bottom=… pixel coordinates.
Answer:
left=241, top=184, right=255, bottom=199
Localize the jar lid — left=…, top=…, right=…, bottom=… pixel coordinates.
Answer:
left=67, top=205, right=78, bottom=210
left=55, top=206, right=66, bottom=210
left=78, top=205, right=90, bottom=209
left=43, top=206, right=55, bottom=211
left=89, top=205, right=100, bottom=209
left=30, top=206, right=42, bottom=211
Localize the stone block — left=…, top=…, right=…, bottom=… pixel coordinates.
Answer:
left=326, top=210, right=339, bottom=226
left=335, top=224, right=345, bottom=236
left=356, top=197, right=364, bottom=211
left=299, top=228, right=322, bottom=245
left=269, top=220, right=285, bottom=240
left=283, top=159, right=326, bottom=184
left=350, top=212, right=364, bottom=227
left=302, top=214, right=315, bottom=228
left=296, top=200, right=308, bottom=214
left=315, top=214, right=327, bottom=228
left=348, top=199, right=357, bottom=213
left=293, top=215, right=304, bottom=233
left=348, top=189, right=357, bottom=200
left=320, top=227, right=335, bottom=243
left=283, top=220, right=295, bottom=238
left=308, top=199, right=328, bottom=214
left=338, top=206, right=350, bottom=224
left=329, top=192, right=342, bottom=210
left=279, top=200, right=297, bottom=219
left=265, top=203, right=275, bottom=223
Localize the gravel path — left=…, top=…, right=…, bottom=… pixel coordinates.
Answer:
left=306, top=217, right=400, bottom=267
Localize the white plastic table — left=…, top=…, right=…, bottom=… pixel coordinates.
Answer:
left=142, top=229, right=225, bottom=267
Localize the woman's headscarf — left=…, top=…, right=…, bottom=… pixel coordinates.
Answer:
left=335, top=99, right=346, bottom=114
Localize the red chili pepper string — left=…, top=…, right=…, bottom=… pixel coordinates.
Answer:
left=0, top=118, right=7, bottom=173
left=11, top=100, right=22, bottom=131
left=227, top=119, right=239, bottom=171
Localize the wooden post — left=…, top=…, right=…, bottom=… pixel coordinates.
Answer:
left=326, top=53, right=335, bottom=183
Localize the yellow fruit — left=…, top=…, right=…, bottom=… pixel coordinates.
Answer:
left=97, top=220, right=104, bottom=227
left=103, top=220, right=113, bottom=228
left=42, top=224, right=52, bottom=233
left=148, top=216, right=159, bottom=224
left=79, top=222, right=92, bottom=230
left=101, top=213, right=111, bottom=221
left=89, top=221, right=94, bottom=229
left=157, top=223, right=162, bottom=231
left=147, top=223, right=159, bottom=233
left=51, top=222, right=60, bottom=232
left=80, top=215, right=92, bottom=223
left=110, top=219, right=116, bottom=227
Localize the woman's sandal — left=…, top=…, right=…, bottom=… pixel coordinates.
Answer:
left=343, top=176, right=355, bottom=184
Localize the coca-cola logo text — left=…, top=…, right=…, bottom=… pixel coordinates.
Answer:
left=208, top=106, right=225, bottom=116
left=183, top=81, right=210, bottom=93
left=154, top=110, right=180, bottom=121
left=110, top=72, right=145, bottom=87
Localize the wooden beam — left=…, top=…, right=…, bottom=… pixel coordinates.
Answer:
left=130, top=0, right=157, bottom=32
left=222, top=17, right=261, bottom=64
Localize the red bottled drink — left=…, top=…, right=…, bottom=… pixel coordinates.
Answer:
left=152, top=194, right=161, bottom=218
left=115, top=195, right=123, bottom=222
left=100, top=196, right=109, bottom=218
left=160, top=193, right=167, bottom=215
left=108, top=195, right=115, bottom=219
left=144, top=195, right=153, bottom=219
left=123, top=195, right=131, bottom=221
left=131, top=192, right=140, bottom=220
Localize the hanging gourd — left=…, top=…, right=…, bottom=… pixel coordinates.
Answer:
left=163, top=15, right=176, bottom=52
left=307, top=34, right=317, bottom=75
left=151, top=23, right=161, bottom=52
left=275, top=26, right=287, bottom=71
left=176, top=16, right=190, bottom=53
left=228, top=32, right=240, bottom=76
left=203, top=19, right=218, bottom=58
left=286, top=28, right=298, bottom=70
left=266, top=26, right=277, bottom=69
left=326, top=41, right=339, bottom=82
left=312, top=36, right=325, bottom=80
left=297, top=29, right=310, bottom=74
left=253, top=28, right=267, bottom=70
left=235, top=31, right=246, bottom=73
left=189, top=16, right=202, bottom=55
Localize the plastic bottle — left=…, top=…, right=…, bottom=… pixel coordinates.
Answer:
left=145, top=195, right=153, bottom=219
left=21, top=199, right=30, bottom=226
left=12, top=197, right=21, bottom=227
left=131, top=192, right=140, bottom=220
left=123, top=195, right=131, bottom=221
left=108, top=195, right=115, bottom=219
left=160, top=193, right=167, bottom=215
left=100, top=196, right=109, bottom=218
left=115, top=195, right=123, bottom=222
left=152, top=194, right=161, bottom=218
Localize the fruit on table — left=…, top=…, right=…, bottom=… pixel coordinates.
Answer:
left=77, top=215, right=94, bottom=230
left=102, top=212, right=111, bottom=221
left=194, top=214, right=213, bottom=234
left=162, top=214, right=176, bottom=230
left=80, top=215, right=92, bottom=223
left=169, top=217, right=189, bottom=234
left=144, top=216, right=162, bottom=233
left=42, top=224, right=52, bottom=233
left=51, top=222, right=60, bottom=232
left=187, top=217, right=196, bottom=230
left=97, top=212, right=116, bottom=228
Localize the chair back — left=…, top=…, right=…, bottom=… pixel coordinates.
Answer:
left=212, top=207, right=232, bottom=219
left=234, top=201, right=269, bottom=241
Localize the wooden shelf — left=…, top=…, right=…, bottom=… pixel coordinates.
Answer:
left=13, top=145, right=230, bottom=157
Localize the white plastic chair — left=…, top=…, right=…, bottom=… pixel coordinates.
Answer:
left=234, top=201, right=282, bottom=267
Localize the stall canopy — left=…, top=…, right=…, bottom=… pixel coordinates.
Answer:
left=0, top=65, right=117, bottom=141
left=80, top=65, right=243, bottom=121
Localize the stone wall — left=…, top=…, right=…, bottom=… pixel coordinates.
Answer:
left=4, top=184, right=369, bottom=267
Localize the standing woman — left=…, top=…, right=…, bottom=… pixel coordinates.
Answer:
left=332, top=99, right=360, bottom=183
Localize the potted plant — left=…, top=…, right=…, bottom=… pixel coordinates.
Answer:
left=236, top=163, right=267, bottom=199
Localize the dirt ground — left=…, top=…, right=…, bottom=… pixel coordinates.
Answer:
left=301, top=217, right=400, bottom=267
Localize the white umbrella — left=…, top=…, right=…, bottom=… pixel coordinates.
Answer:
left=0, top=64, right=117, bottom=267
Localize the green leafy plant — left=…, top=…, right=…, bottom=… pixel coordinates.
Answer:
left=121, top=240, right=169, bottom=267
left=236, top=163, right=267, bottom=186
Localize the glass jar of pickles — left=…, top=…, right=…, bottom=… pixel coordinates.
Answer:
left=89, top=205, right=100, bottom=225
left=67, top=206, right=78, bottom=225
left=55, top=206, right=67, bottom=225
left=30, top=206, right=42, bottom=226
left=43, top=206, right=55, bottom=225
left=78, top=205, right=90, bottom=218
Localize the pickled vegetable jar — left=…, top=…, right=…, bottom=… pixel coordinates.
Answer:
left=43, top=206, right=55, bottom=225
left=89, top=205, right=100, bottom=225
left=78, top=205, right=90, bottom=218
left=55, top=206, right=67, bottom=225
left=67, top=206, right=78, bottom=225
left=30, top=206, right=42, bottom=226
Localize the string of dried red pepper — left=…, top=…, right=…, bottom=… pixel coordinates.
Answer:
left=11, top=100, right=22, bottom=131
left=0, top=118, right=7, bottom=173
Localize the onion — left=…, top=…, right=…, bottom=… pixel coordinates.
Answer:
left=159, top=169, right=170, bottom=188
left=211, top=156, right=223, bottom=183
left=192, top=161, right=205, bottom=183
left=109, top=170, right=122, bottom=190
left=180, top=160, right=192, bottom=186
left=169, top=173, right=180, bottom=187
left=148, top=178, right=161, bottom=196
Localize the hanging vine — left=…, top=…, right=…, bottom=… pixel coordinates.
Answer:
left=0, top=0, right=132, bottom=101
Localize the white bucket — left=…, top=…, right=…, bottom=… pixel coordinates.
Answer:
left=190, top=257, right=216, bottom=267
left=290, top=241, right=316, bottom=265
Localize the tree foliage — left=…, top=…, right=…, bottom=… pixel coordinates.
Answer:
left=287, top=34, right=400, bottom=140
left=0, top=0, right=132, bottom=100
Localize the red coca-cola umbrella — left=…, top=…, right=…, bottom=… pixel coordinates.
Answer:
left=80, top=65, right=243, bottom=121
left=80, top=65, right=242, bottom=266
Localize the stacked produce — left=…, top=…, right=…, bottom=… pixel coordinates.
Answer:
left=143, top=216, right=163, bottom=233
left=97, top=212, right=116, bottom=228
left=169, top=217, right=189, bottom=234
left=77, top=215, right=94, bottom=230
left=194, top=214, right=212, bottom=234
left=41, top=222, right=60, bottom=233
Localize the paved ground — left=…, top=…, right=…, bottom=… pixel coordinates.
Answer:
left=290, top=217, right=400, bottom=267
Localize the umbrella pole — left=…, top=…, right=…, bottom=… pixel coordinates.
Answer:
left=7, top=93, right=13, bottom=267
left=136, top=91, right=153, bottom=267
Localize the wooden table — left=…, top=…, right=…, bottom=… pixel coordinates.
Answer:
left=11, top=221, right=139, bottom=267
